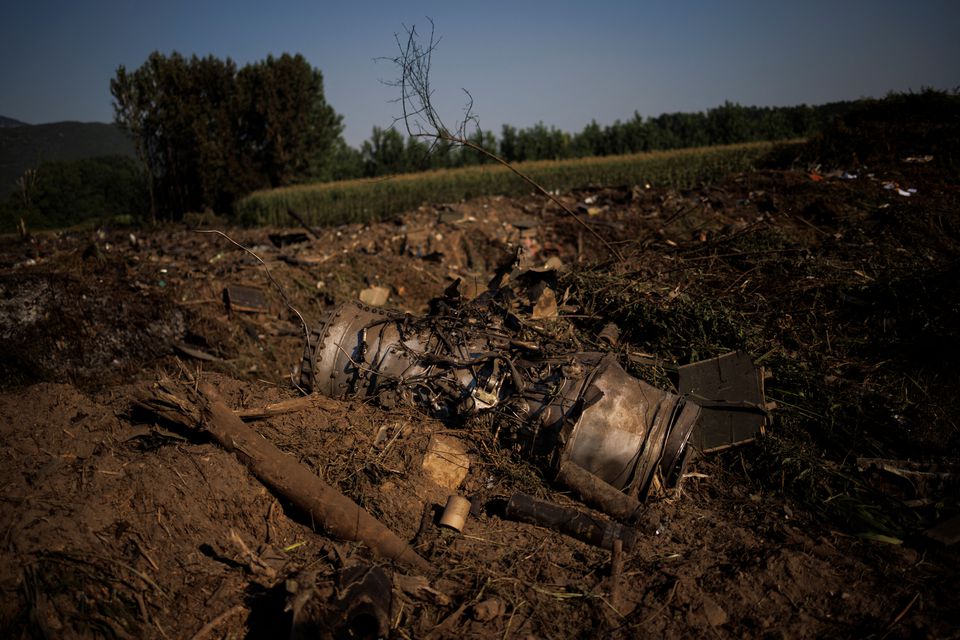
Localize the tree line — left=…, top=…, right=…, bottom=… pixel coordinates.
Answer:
left=3, top=50, right=869, bottom=230
left=353, top=101, right=847, bottom=178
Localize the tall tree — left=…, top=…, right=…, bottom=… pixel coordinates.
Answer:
left=111, top=52, right=343, bottom=218
left=361, top=126, right=407, bottom=176
left=236, top=54, right=342, bottom=186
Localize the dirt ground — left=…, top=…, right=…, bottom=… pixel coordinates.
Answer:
left=1, top=119, right=959, bottom=638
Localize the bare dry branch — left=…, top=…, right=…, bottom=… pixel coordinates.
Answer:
left=383, top=19, right=624, bottom=261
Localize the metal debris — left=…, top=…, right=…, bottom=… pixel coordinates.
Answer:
left=597, top=322, right=620, bottom=347
left=299, top=268, right=771, bottom=522
left=504, top=492, right=639, bottom=551
left=223, top=284, right=268, bottom=314
left=438, top=495, right=471, bottom=532
left=300, top=299, right=700, bottom=521
left=678, top=351, right=771, bottom=453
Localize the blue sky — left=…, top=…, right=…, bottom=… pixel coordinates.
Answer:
left=2, top=1, right=958, bottom=147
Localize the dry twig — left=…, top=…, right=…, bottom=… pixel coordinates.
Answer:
left=383, top=19, right=623, bottom=261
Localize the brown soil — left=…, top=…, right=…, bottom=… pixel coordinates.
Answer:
left=1, top=151, right=958, bottom=638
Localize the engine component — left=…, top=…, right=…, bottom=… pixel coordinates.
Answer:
left=300, top=300, right=701, bottom=519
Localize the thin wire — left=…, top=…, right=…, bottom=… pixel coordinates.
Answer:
left=196, top=230, right=309, bottom=347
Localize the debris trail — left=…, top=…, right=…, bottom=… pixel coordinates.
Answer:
left=196, top=229, right=310, bottom=349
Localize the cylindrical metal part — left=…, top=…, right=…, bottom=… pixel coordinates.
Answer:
left=504, top=492, right=638, bottom=552
left=556, top=460, right=645, bottom=525
left=300, top=301, right=494, bottom=419
left=438, top=495, right=471, bottom=532
left=558, top=355, right=699, bottom=499
left=597, top=322, right=620, bottom=346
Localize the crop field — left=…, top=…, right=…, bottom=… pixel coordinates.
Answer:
left=236, top=141, right=789, bottom=227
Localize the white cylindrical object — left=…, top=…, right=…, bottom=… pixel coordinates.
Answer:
left=438, top=495, right=471, bottom=532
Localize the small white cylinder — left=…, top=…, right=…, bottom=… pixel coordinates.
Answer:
left=438, top=495, right=471, bottom=532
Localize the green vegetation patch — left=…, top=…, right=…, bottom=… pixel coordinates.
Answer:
left=236, top=141, right=784, bottom=227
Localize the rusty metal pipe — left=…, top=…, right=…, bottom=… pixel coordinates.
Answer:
left=505, top=492, right=639, bottom=551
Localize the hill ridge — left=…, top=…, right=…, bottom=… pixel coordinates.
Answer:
left=0, top=120, right=135, bottom=197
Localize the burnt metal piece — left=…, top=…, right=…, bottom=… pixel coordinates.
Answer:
left=556, top=460, right=646, bottom=524
left=556, top=354, right=701, bottom=498
left=597, top=322, right=620, bottom=346
left=678, top=351, right=769, bottom=452
left=505, top=492, right=639, bottom=551
left=224, top=284, right=269, bottom=314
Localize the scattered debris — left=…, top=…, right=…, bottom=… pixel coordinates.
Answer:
left=224, top=284, right=269, bottom=313
left=298, top=258, right=774, bottom=522
left=299, top=296, right=706, bottom=521
left=883, top=181, right=918, bottom=197
left=597, top=322, right=620, bottom=347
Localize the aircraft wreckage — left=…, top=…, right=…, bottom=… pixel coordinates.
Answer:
left=298, top=262, right=773, bottom=525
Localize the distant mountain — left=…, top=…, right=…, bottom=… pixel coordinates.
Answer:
left=0, top=121, right=135, bottom=198
left=0, top=116, right=28, bottom=128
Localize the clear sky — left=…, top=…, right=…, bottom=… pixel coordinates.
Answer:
left=2, top=0, right=958, bottom=147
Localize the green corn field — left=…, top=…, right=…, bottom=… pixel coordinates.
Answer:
left=235, top=141, right=793, bottom=227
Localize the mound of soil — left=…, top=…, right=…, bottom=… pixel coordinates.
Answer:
left=1, top=107, right=958, bottom=638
